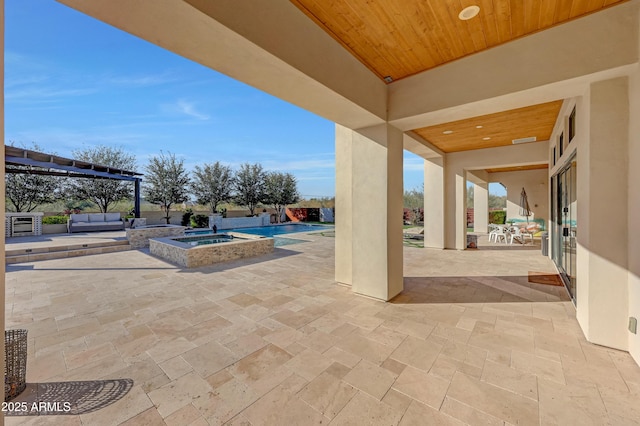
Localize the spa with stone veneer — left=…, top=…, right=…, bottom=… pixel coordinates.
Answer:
left=149, top=233, right=274, bottom=268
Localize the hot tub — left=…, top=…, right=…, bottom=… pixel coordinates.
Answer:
left=149, top=233, right=274, bottom=268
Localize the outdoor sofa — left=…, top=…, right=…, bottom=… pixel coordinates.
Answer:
left=67, top=213, right=125, bottom=233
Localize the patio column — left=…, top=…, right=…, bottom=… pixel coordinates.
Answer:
left=424, top=156, right=445, bottom=249
left=1, top=0, right=6, bottom=406
left=335, top=124, right=353, bottom=286
left=134, top=178, right=141, bottom=218
left=444, top=161, right=467, bottom=250
left=335, top=123, right=404, bottom=301
left=473, top=182, right=489, bottom=233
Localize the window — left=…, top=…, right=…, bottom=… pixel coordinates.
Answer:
left=553, top=146, right=556, bottom=166
left=569, top=107, right=576, bottom=142
left=559, top=133, right=564, bottom=157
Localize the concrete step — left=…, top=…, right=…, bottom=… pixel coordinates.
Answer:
left=6, top=240, right=132, bottom=264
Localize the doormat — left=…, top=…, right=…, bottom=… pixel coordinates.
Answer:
left=528, top=272, right=563, bottom=286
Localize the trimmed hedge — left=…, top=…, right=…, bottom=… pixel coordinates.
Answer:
left=489, top=210, right=506, bottom=224
left=190, top=214, right=209, bottom=228
left=42, top=215, right=68, bottom=225
left=181, top=209, right=194, bottom=227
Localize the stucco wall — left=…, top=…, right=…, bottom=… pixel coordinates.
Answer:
left=556, top=78, right=631, bottom=350
left=442, top=142, right=548, bottom=249
left=488, top=170, right=548, bottom=224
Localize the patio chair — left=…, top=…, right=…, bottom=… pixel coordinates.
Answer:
left=491, top=226, right=508, bottom=244
left=403, top=227, right=424, bottom=240
left=488, top=224, right=500, bottom=242
left=509, top=226, right=533, bottom=245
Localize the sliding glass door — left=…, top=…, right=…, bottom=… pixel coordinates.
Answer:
left=552, top=156, right=577, bottom=302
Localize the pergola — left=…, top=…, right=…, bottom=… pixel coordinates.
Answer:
left=4, top=146, right=143, bottom=217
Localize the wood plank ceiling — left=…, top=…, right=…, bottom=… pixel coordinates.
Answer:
left=412, top=100, right=563, bottom=153
left=291, top=0, right=628, bottom=82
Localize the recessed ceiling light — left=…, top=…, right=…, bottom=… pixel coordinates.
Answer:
left=483, top=137, right=491, bottom=140
left=459, top=5, right=480, bottom=20
left=383, top=76, right=393, bottom=83
left=443, top=130, right=453, bottom=135
left=476, top=125, right=483, bottom=129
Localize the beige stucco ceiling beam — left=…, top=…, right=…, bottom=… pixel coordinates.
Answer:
left=57, top=0, right=387, bottom=130
left=388, top=1, right=639, bottom=131
left=447, top=141, right=549, bottom=172
left=402, top=132, right=444, bottom=159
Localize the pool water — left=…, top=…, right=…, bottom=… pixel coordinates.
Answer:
left=186, top=229, right=216, bottom=236
left=226, top=223, right=333, bottom=237
left=173, top=234, right=235, bottom=246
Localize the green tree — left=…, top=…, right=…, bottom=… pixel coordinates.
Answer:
left=5, top=142, right=61, bottom=212
left=191, top=162, right=234, bottom=214
left=467, top=184, right=506, bottom=209
left=489, top=193, right=507, bottom=209
left=67, top=145, right=137, bottom=212
left=403, top=185, right=424, bottom=225
left=298, top=197, right=335, bottom=208
left=233, top=163, right=266, bottom=216
left=144, top=152, right=191, bottom=224
left=264, top=172, right=300, bottom=223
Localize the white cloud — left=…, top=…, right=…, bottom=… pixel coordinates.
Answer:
left=6, top=87, right=98, bottom=101
left=6, top=128, right=148, bottom=157
left=5, top=75, right=50, bottom=89
left=176, top=100, right=210, bottom=120
left=105, top=72, right=179, bottom=87
left=263, top=158, right=335, bottom=171
left=403, top=157, right=424, bottom=171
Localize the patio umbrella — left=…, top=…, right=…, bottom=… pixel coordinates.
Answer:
left=519, top=187, right=532, bottom=224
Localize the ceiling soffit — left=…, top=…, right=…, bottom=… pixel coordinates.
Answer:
left=290, top=0, right=629, bottom=82
left=412, top=100, right=563, bottom=153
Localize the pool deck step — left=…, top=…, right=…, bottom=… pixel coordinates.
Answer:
left=6, top=240, right=132, bottom=264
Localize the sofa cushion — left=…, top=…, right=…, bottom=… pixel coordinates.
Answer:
left=88, top=214, right=106, bottom=223
left=70, top=214, right=88, bottom=222
left=104, top=213, right=121, bottom=222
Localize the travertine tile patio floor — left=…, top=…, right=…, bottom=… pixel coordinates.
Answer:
left=5, top=233, right=640, bottom=425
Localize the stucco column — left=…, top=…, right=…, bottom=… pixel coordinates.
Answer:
left=576, top=77, right=629, bottom=350
left=473, top=182, right=489, bottom=233
left=335, top=123, right=404, bottom=301
left=1, top=0, right=6, bottom=406
left=444, top=161, right=467, bottom=250
left=424, top=156, right=445, bottom=249
left=335, top=124, right=353, bottom=286
left=628, top=48, right=640, bottom=365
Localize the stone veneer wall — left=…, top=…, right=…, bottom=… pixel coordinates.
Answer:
left=126, top=225, right=186, bottom=249
left=150, top=237, right=274, bottom=268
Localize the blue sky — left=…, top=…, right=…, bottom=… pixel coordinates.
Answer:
left=5, top=2, right=505, bottom=198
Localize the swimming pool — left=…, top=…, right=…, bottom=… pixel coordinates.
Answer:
left=185, top=223, right=333, bottom=237
left=226, top=223, right=333, bottom=237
